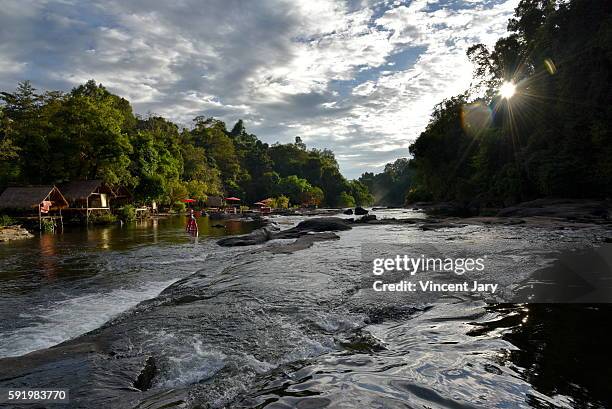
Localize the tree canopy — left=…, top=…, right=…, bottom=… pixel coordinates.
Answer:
left=0, top=81, right=370, bottom=208
left=407, top=0, right=612, bottom=206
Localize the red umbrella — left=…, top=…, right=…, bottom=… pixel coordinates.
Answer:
left=224, top=197, right=240, bottom=201
left=253, top=201, right=265, bottom=206
left=181, top=198, right=196, bottom=203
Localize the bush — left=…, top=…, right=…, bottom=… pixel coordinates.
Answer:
left=270, top=195, right=289, bottom=209
left=89, top=213, right=118, bottom=225
left=41, top=218, right=56, bottom=232
left=117, top=205, right=136, bottom=222
left=172, top=201, right=186, bottom=213
left=405, top=186, right=432, bottom=204
left=0, top=215, right=16, bottom=227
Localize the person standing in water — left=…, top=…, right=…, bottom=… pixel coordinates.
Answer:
left=186, top=209, right=198, bottom=236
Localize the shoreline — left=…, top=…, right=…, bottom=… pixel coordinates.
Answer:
left=0, top=225, right=34, bottom=242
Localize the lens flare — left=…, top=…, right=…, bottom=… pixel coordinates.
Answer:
left=499, top=82, right=516, bottom=99
left=544, top=58, right=557, bottom=75
left=461, top=102, right=492, bottom=137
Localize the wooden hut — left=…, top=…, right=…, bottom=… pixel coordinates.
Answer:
left=0, top=185, right=68, bottom=229
left=61, top=180, right=115, bottom=221
left=205, top=195, right=223, bottom=211
left=111, top=186, right=133, bottom=208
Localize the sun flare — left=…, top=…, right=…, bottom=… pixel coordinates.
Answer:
left=499, top=81, right=516, bottom=99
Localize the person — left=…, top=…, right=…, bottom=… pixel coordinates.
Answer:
left=186, top=209, right=198, bottom=236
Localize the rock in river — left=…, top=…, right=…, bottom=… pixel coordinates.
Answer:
left=354, top=207, right=369, bottom=215
left=218, top=217, right=352, bottom=246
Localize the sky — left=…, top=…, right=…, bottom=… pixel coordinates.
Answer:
left=0, top=0, right=518, bottom=179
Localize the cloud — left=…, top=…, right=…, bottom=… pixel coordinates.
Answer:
left=0, top=0, right=518, bottom=178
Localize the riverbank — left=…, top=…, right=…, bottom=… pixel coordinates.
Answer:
left=0, top=225, right=34, bottom=242
left=412, top=198, right=611, bottom=223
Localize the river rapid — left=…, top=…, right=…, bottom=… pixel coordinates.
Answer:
left=0, top=210, right=611, bottom=408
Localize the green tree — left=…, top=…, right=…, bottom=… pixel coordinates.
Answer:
left=338, top=191, right=356, bottom=208
left=348, top=180, right=374, bottom=206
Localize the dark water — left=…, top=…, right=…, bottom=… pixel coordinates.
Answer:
left=0, top=211, right=610, bottom=408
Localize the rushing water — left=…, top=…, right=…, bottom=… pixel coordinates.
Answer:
left=0, top=216, right=261, bottom=358
left=0, top=211, right=610, bottom=408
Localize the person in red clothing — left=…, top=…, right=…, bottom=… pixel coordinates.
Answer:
left=186, top=209, right=198, bottom=236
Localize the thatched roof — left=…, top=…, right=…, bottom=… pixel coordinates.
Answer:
left=0, top=186, right=68, bottom=210
left=205, top=196, right=223, bottom=207
left=112, top=185, right=132, bottom=199
left=61, top=180, right=114, bottom=201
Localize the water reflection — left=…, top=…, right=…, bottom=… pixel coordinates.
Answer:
left=38, top=233, right=58, bottom=281
left=489, top=304, right=612, bottom=408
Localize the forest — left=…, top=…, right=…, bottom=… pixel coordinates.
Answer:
left=0, top=81, right=373, bottom=208
left=2, top=1, right=608, bottom=210
left=407, top=0, right=612, bottom=206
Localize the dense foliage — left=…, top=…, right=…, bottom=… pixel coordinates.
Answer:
left=0, top=81, right=372, bottom=207
left=359, top=158, right=414, bottom=206
left=408, top=0, right=612, bottom=205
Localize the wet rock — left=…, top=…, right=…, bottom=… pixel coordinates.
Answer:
left=412, top=201, right=476, bottom=217
left=497, top=198, right=610, bottom=222
left=217, top=226, right=278, bottom=246
left=354, top=207, right=368, bottom=215
left=337, top=330, right=386, bottom=353
left=134, top=356, right=157, bottom=391
left=0, top=225, right=34, bottom=242
left=356, top=214, right=377, bottom=223
left=218, top=218, right=350, bottom=246
left=268, top=232, right=340, bottom=254
left=286, top=217, right=352, bottom=233
left=343, top=208, right=354, bottom=215
left=419, top=222, right=467, bottom=231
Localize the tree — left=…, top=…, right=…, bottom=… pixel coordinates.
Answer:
left=0, top=80, right=372, bottom=208
left=359, top=158, right=413, bottom=206
left=407, top=0, right=612, bottom=205
left=166, top=179, right=188, bottom=205
left=277, top=175, right=313, bottom=205
left=338, top=191, right=356, bottom=208
left=348, top=180, right=374, bottom=206
left=301, top=186, right=324, bottom=207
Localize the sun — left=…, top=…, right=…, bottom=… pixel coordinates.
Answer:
left=499, top=81, right=516, bottom=99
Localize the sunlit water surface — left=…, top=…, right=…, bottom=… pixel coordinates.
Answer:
left=0, top=210, right=610, bottom=408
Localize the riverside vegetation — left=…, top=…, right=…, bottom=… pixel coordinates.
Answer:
left=1, top=0, right=610, bottom=213
left=405, top=0, right=612, bottom=206
left=0, top=82, right=373, bottom=209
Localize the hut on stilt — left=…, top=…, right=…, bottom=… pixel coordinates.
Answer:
left=0, top=186, right=68, bottom=230
left=61, top=180, right=115, bottom=222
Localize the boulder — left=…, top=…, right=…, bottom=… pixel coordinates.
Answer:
left=218, top=217, right=351, bottom=246
left=217, top=226, right=278, bottom=246
left=354, top=207, right=369, bottom=215
left=292, top=217, right=352, bottom=232
left=343, top=208, right=354, bottom=215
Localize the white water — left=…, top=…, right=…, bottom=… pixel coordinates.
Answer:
left=0, top=278, right=180, bottom=358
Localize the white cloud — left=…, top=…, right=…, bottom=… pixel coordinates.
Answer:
left=0, top=0, right=519, bottom=178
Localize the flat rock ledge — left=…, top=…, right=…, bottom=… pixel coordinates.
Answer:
left=0, top=225, right=34, bottom=242
left=217, top=217, right=351, bottom=247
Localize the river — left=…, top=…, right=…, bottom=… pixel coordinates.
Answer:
left=0, top=210, right=610, bottom=408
